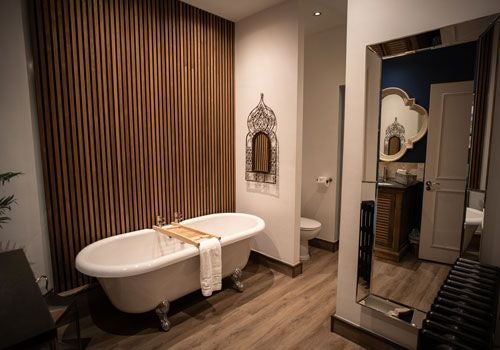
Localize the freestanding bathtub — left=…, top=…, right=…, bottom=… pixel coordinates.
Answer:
left=76, top=212, right=264, bottom=330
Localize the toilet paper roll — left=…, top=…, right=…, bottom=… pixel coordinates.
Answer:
left=316, top=176, right=332, bottom=187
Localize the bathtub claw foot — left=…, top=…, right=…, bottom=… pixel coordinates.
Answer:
left=155, top=300, right=171, bottom=332
left=231, top=268, right=244, bottom=292
left=160, top=319, right=171, bottom=332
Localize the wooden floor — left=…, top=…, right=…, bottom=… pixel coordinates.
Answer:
left=67, top=247, right=362, bottom=350
left=370, top=252, right=450, bottom=312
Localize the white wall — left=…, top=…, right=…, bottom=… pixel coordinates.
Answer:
left=301, top=25, right=346, bottom=243
left=235, top=0, right=303, bottom=266
left=0, top=0, right=52, bottom=284
left=337, top=1, right=500, bottom=348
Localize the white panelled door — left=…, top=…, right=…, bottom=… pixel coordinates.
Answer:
left=419, top=81, right=473, bottom=264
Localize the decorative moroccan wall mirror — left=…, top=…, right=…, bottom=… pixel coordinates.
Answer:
left=379, top=88, right=428, bottom=162
left=246, top=93, right=278, bottom=184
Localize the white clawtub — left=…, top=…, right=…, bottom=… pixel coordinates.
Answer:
left=75, top=212, right=264, bottom=330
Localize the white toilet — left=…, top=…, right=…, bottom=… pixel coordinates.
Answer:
left=300, top=217, right=322, bottom=261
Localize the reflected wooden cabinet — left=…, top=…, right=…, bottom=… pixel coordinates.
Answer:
left=374, top=183, right=421, bottom=261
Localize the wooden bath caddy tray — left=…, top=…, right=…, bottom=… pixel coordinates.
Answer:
left=152, top=222, right=221, bottom=247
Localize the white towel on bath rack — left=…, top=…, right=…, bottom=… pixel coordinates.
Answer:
left=199, top=237, right=222, bottom=297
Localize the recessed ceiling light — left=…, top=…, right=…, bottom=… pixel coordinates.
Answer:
left=313, top=11, right=322, bottom=16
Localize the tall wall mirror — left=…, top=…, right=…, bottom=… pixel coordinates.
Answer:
left=357, top=14, right=499, bottom=328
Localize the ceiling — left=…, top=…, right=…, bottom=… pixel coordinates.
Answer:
left=181, top=0, right=287, bottom=22
left=302, top=0, right=347, bottom=35
left=181, top=0, right=347, bottom=35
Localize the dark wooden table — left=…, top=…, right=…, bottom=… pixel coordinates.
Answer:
left=0, top=249, right=56, bottom=349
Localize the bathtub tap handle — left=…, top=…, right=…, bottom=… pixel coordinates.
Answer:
left=156, top=215, right=165, bottom=226
left=174, top=211, right=184, bottom=223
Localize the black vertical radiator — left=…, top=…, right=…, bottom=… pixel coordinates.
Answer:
left=419, top=258, right=499, bottom=349
left=358, top=201, right=375, bottom=288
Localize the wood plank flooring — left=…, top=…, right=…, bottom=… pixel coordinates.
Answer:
left=370, top=253, right=450, bottom=312
left=69, top=247, right=361, bottom=349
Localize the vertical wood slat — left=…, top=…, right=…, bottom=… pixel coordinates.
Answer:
left=29, top=0, right=235, bottom=292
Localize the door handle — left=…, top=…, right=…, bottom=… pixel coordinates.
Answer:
left=425, top=180, right=440, bottom=191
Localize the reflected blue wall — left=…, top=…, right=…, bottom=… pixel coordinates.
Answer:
left=381, top=41, right=477, bottom=163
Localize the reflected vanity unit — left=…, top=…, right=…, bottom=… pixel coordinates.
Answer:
left=374, top=182, right=422, bottom=262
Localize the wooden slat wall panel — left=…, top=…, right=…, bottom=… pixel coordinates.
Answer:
left=29, top=0, right=235, bottom=291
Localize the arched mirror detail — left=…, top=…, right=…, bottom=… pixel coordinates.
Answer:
left=384, top=117, right=405, bottom=155
left=246, top=93, right=278, bottom=184
left=379, top=87, right=428, bottom=162
left=252, top=132, right=271, bottom=173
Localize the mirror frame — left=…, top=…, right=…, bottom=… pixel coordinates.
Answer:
left=245, top=93, right=278, bottom=184
left=379, top=87, right=429, bottom=162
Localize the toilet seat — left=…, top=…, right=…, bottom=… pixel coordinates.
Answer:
left=300, top=217, right=321, bottom=231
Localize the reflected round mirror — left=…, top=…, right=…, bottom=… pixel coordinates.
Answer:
left=379, top=88, right=428, bottom=162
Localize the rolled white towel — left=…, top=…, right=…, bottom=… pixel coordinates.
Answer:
left=199, top=237, right=222, bottom=297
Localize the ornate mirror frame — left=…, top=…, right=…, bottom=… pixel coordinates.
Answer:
left=245, top=93, right=278, bottom=184
left=379, top=87, right=428, bottom=162
left=384, top=117, right=405, bottom=155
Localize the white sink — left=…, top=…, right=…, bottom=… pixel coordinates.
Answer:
left=465, top=207, right=483, bottom=228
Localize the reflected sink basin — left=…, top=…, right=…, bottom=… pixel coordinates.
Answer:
left=378, top=182, right=397, bottom=187
left=377, top=181, right=406, bottom=188
left=465, top=207, right=483, bottom=228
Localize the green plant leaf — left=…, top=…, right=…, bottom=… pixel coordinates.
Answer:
left=0, top=194, right=15, bottom=210
left=0, top=172, right=22, bottom=185
left=0, top=172, right=21, bottom=229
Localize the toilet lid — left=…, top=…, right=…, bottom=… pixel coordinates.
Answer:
left=301, top=217, right=321, bottom=231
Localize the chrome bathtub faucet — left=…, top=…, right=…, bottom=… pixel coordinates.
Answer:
left=174, top=211, right=184, bottom=223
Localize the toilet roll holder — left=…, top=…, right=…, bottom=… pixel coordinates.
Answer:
left=316, top=176, right=333, bottom=187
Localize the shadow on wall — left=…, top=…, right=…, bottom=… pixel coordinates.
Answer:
left=0, top=242, right=34, bottom=267
left=246, top=181, right=280, bottom=198
left=252, top=230, right=281, bottom=258
left=0, top=240, right=23, bottom=253
left=302, top=185, right=329, bottom=217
